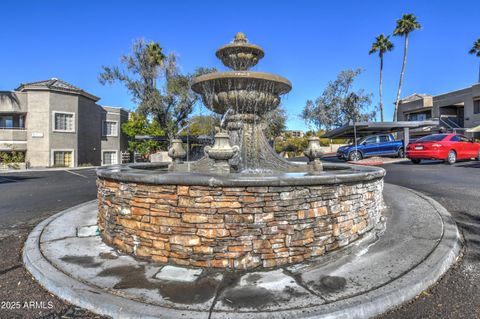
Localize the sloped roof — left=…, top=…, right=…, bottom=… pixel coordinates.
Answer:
left=400, top=93, right=431, bottom=103
left=16, top=78, right=100, bottom=101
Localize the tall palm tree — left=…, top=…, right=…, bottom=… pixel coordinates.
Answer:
left=392, top=14, right=422, bottom=121
left=146, top=41, right=166, bottom=88
left=369, top=34, right=394, bottom=122
left=469, top=38, right=480, bottom=83
left=469, top=38, right=480, bottom=57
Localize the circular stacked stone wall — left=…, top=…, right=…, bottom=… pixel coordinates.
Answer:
left=97, top=166, right=384, bottom=270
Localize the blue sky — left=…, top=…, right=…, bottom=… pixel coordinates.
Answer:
left=1, top=0, right=479, bottom=130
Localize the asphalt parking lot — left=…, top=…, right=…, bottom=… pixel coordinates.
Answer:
left=0, top=168, right=101, bottom=319
left=0, top=160, right=479, bottom=318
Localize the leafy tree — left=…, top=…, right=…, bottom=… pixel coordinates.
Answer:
left=275, top=135, right=308, bottom=157
left=393, top=13, right=422, bottom=121
left=301, top=69, right=375, bottom=131
left=264, top=107, right=287, bottom=140
left=179, top=115, right=221, bottom=136
left=469, top=38, right=480, bottom=57
left=121, top=113, right=165, bottom=156
left=99, top=38, right=215, bottom=140
left=369, top=34, right=394, bottom=122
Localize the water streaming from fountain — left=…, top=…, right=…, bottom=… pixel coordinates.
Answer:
left=190, top=32, right=297, bottom=172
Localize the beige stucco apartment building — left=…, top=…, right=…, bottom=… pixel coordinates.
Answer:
left=398, top=83, right=480, bottom=137
left=0, top=79, right=129, bottom=167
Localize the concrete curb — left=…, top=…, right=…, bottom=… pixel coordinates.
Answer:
left=1, top=166, right=98, bottom=174
left=23, top=185, right=461, bottom=319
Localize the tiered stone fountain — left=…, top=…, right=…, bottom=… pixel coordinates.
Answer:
left=96, top=33, right=385, bottom=270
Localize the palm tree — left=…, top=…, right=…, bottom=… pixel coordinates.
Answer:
left=470, top=38, right=480, bottom=83
left=392, top=14, right=422, bottom=121
left=146, top=41, right=166, bottom=88
left=469, top=38, right=480, bottom=57
left=369, top=34, right=394, bottom=122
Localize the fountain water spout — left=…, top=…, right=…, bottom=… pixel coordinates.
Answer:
left=204, top=132, right=239, bottom=174
left=304, top=137, right=324, bottom=171
left=168, top=139, right=187, bottom=171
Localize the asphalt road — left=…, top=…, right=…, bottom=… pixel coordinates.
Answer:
left=0, top=169, right=98, bottom=237
left=0, top=168, right=101, bottom=319
left=377, top=159, right=480, bottom=319
left=0, top=161, right=479, bottom=318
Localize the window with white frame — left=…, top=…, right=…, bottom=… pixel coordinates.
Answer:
left=54, top=112, right=74, bottom=132
left=53, top=151, right=73, bottom=167
left=103, top=151, right=117, bottom=165
left=103, top=121, right=118, bottom=136
left=474, top=100, right=480, bottom=114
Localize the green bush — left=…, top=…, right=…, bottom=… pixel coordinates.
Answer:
left=0, top=150, right=25, bottom=164
left=0, top=150, right=25, bottom=169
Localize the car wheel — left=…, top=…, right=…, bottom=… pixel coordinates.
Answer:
left=398, top=148, right=405, bottom=158
left=476, top=150, right=480, bottom=161
left=446, top=150, right=456, bottom=165
left=348, top=150, right=362, bottom=162
left=411, top=159, right=421, bottom=164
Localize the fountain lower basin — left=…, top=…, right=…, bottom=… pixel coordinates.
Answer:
left=96, top=162, right=385, bottom=270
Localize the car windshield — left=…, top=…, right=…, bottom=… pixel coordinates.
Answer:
left=416, top=134, right=448, bottom=142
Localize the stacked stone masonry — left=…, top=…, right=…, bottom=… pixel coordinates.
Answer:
left=97, top=178, right=383, bottom=270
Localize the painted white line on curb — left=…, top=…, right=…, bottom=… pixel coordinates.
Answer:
left=64, top=170, right=89, bottom=178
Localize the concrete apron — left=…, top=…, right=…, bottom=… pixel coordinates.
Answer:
left=23, top=184, right=461, bottom=319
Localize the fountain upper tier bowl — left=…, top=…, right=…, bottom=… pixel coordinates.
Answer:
left=191, top=71, right=291, bottom=115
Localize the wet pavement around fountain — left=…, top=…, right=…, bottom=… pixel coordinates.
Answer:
left=22, top=183, right=459, bottom=319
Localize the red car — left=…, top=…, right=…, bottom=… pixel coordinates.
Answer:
left=406, top=133, right=480, bottom=165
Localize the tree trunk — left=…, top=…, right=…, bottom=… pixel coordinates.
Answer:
left=394, top=35, right=409, bottom=121
left=379, top=54, right=384, bottom=122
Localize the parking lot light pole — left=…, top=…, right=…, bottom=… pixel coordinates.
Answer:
left=403, top=127, right=409, bottom=157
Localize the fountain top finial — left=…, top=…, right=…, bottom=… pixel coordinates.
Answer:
left=215, top=32, right=264, bottom=70
left=233, top=32, right=248, bottom=44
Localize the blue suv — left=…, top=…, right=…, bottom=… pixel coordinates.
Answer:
left=337, top=134, right=404, bottom=161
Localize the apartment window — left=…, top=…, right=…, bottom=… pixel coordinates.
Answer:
left=54, top=112, right=74, bottom=132
left=407, top=111, right=430, bottom=121
left=53, top=151, right=73, bottom=167
left=474, top=100, right=480, bottom=114
left=103, top=121, right=118, bottom=136
left=103, top=151, right=117, bottom=165
left=0, top=116, right=13, bottom=128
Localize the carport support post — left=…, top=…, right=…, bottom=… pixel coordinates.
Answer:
left=403, top=127, right=409, bottom=157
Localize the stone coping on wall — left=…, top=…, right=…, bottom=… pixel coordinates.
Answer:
left=96, top=162, right=385, bottom=187
left=97, top=177, right=384, bottom=269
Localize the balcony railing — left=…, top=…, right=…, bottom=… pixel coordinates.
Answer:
left=0, top=127, right=26, bottom=130
left=0, top=128, right=27, bottom=142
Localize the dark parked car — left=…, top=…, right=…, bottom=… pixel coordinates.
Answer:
left=337, top=134, right=404, bottom=161
left=406, top=133, right=480, bottom=164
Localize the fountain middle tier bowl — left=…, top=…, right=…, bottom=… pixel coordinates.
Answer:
left=96, top=162, right=385, bottom=270
left=191, top=71, right=292, bottom=115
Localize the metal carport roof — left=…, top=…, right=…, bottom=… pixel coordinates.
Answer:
left=321, top=120, right=439, bottom=138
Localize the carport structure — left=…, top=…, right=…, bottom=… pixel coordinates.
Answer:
left=322, top=120, right=439, bottom=154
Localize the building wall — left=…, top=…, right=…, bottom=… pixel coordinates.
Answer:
left=0, top=91, right=28, bottom=113
left=25, top=91, right=51, bottom=167
left=2, top=84, right=129, bottom=168
left=78, top=96, right=103, bottom=166
left=465, top=84, right=480, bottom=128
left=397, top=96, right=433, bottom=121
left=101, top=107, right=129, bottom=165
left=399, top=84, right=480, bottom=130
left=48, top=92, right=79, bottom=167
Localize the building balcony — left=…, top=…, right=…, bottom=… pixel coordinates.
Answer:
left=0, top=128, right=27, bottom=151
